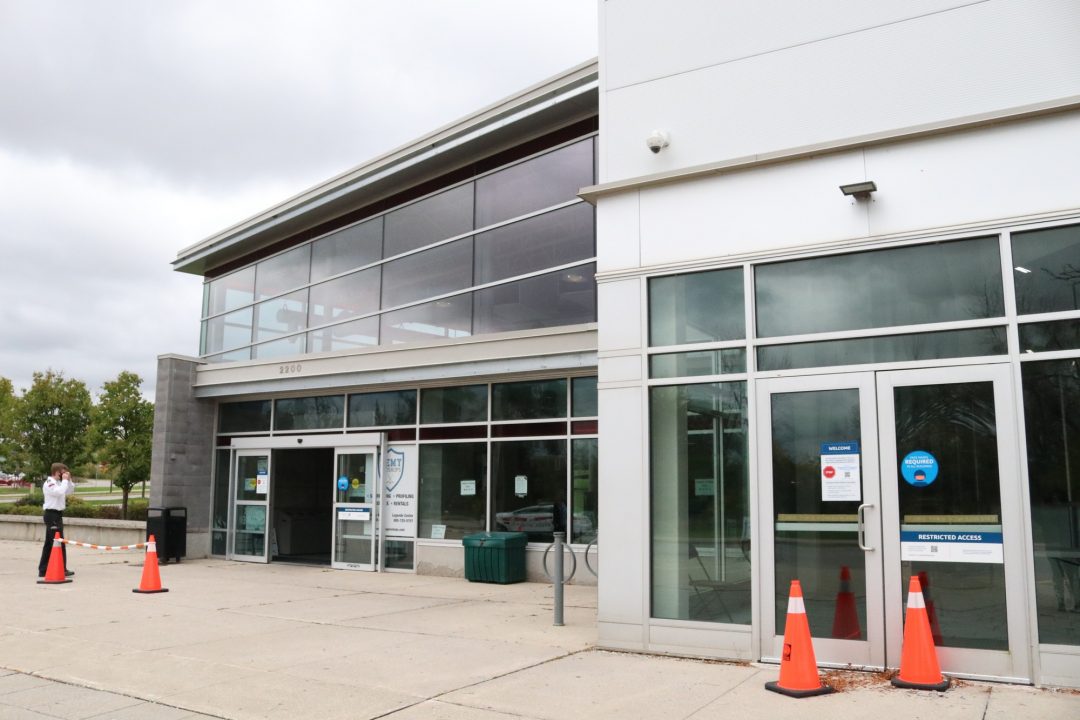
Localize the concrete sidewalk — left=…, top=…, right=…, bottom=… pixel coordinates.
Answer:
left=1, top=539, right=1076, bottom=720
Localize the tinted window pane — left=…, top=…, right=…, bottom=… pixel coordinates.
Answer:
left=756, top=327, right=1006, bottom=371
left=476, top=139, right=594, bottom=227
left=206, top=347, right=252, bottom=363
left=1012, top=223, right=1080, bottom=315
left=255, top=245, right=310, bottom=300
left=474, top=203, right=594, bottom=285
left=212, top=449, right=229, bottom=554
left=253, top=335, right=306, bottom=359
left=650, top=349, right=746, bottom=378
left=491, top=422, right=566, bottom=438
left=473, top=263, right=596, bottom=335
left=419, top=425, right=487, bottom=440
left=1021, top=359, right=1080, bottom=645
left=274, top=396, right=344, bottom=430
left=311, top=217, right=383, bottom=282
left=755, top=237, right=1004, bottom=337
left=492, top=439, right=567, bottom=544
left=254, top=290, right=309, bottom=342
left=651, top=382, right=750, bottom=625
left=384, top=184, right=473, bottom=257
left=420, top=385, right=487, bottom=424
left=379, top=295, right=472, bottom=345
left=492, top=379, right=567, bottom=420
left=308, top=267, right=381, bottom=326
left=649, top=268, right=745, bottom=346
left=307, top=316, right=379, bottom=353
left=418, top=443, right=486, bottom=540
left=572, top=377, right=597, bottom=417
left=1019, top=320, right=1080, bottom=353
left=219, top=400, right=271, bottom=433
left=203, top=306, right=253, bottom=354
left=381, top=238, right=473, bottom=309
left=207, top=266, right=255, bottom=315
left=572, top=438, right=598, bottom=543
left=348, top=390, right=417, bottom=427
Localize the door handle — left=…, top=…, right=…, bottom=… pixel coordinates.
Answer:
left=857, top=503, right=874, bottom=551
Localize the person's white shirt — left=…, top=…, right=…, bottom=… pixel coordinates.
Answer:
left=42, top=474, right=75, bottom=511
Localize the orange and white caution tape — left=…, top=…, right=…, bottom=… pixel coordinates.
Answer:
left=59, top=537, right=146, bottom=551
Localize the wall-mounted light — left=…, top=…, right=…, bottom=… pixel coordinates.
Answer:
left=839, top=181, right=877, bottom=200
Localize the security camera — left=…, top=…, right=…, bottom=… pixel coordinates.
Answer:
left=646, top=130, right=670, bottom=154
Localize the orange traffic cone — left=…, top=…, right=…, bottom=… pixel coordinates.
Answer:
left=132, top=535, right=169, bottom=594
left=765, top=579, right=834, bottom=698
left=891, top=575, right=949, bottom=691
left=917, top=571, right=943, bottom=646
left=37, top=531, right=72, bottom=585
left=831, top=565, right=861, bottom=640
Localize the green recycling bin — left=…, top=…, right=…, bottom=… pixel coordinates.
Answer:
left=462, top=531, right=528, bottom=584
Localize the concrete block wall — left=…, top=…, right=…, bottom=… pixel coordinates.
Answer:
left=149, top=355, right=216, bottom=545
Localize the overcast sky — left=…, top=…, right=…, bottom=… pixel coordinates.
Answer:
left=0, top=0, right=597, bottom=400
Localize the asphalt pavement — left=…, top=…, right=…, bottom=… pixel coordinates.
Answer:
left=1, top=538, right=1077, bottom=719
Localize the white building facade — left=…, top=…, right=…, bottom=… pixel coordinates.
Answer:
left=589, top=0, right=1080, bottom=687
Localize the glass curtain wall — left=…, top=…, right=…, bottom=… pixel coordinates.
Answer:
left=200, top=137, right=597, bottom=361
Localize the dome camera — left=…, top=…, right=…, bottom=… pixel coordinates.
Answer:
left=646, top=130, right=670, bottom=154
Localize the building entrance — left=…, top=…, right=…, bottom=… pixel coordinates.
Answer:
left=271, top=448, right=333, bottom=565
left=756, top=365, right=1031, bottom=682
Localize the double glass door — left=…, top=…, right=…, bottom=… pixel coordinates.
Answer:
left=757, top=365, right=1030, bottom=681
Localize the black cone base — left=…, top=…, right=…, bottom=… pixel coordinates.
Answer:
left=132, top=588, right=169, bottom=594
left=765, top=680, right=835, bottom=698
left=891, top=676, right=950, bottom=692
left=37, top=579, right=72, bottom=585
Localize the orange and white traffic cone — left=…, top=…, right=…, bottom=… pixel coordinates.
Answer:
left=765, top=579, right=834, bottom=698
left=37, top=531, right=72, bottom=585
left=917, top=571, right=943, bottom=646
left=132, top=535, right=169, bottom=594
left=891, top=575, right=949, bottom=691
left=831, top=565, right=861, bottom=640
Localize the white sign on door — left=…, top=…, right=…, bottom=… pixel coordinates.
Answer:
left=820, top=441, right=861, bottom=502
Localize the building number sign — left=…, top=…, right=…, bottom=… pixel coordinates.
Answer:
left=278, top=363, right=302, bottom=375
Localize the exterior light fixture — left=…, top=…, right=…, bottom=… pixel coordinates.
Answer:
left=839, top=181, right=877, bottom=200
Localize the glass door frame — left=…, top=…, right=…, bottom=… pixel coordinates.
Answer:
left=332, top=446, right=379, bottom=571
left=755, top=371, right=886, bottom=669
left=230, top=449, right=272, bottom=564
left=877, top=363, right=1031, bottom=682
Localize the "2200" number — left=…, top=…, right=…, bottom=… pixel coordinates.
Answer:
left=279, top=363, right=302, bottom=375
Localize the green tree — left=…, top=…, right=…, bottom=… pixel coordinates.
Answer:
left=0, top=377, right=27, bottom=473
left=91, top=371, right=153, bottom=518
left=14, top=370, right=92, bottom=480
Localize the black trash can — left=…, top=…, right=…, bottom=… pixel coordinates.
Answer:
left=462, top=531, right=528, bottom=584
left=147, top=507, right=187, bottom=564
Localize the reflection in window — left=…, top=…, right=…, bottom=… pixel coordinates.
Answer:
left=307, top=316, right=378, bottom=353
left=381, top=238, right=473, bottom=309
left=420, top=385, right=487, bottom=424
left=1022, top=359, right=1080, bottom=646
left=380, top=295, right=472, bottom=345
left=572, top=438, right=598, bottom=544
left=308, top=267, right=380, bottom=327
left=473, top=264, right=596, bottom=335
left=650, top=349, right=746, bottom=378
left=418, top=443, right=486, bottom=540
left=571, top=377, right=597, bottom=418
left=1012, top=223, right=1080, bottom=315
left=492, top=379, right=567, bottom=420
left=207, top=266, right=255, bottom=316
left=211, top=448, right=229, bottom=555
left=384, top=184, right=473, bottom=257
left=492, top=439, right=567, bottom=544
left=203, top=306, right=253, bottom=354
left=255, top=245, right=310, bottom=300
left=649, top=268, right=745, bottom=347
left=650, top=382, right=750, bottom=624
left=757, top=328, right=1007, bottom=371
left=474, top=203, right=594, bottom=285
left=311, top=217, right=383, bottom=282
left=1019, top=320, right=1080, bottom=353
left=476, top=139, right=594, bottom=228
left=254, top=290, right=309, bottom=342
left=755, top=237, right=1004, bottom=337
left=219, top=400, right=271, bottom=433
left=348, top=390, right=416, bottom=427
left=274, top=396, right=344, bottom=430
left=253, top=335, right=306, bottom=359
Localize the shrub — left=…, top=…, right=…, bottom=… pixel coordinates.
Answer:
left=126, top=498, right=150, bottom=521
left=14, top=492, right=43, bottom=507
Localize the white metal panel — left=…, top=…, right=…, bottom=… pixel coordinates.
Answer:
left=866, top=112, right=1080, bottom=237
left=599, top=355, right=642, bottom=384
left=637, top=151, right=868, bottom=267
left=596, top=190, right=641, bottom=272
left=597, top=278, right=643, bottom=352
left=601, top=0, right=1080, bottom=183
left=602, top=0, right=980, bottom=90
left=597, top=385, right=646, bottom=624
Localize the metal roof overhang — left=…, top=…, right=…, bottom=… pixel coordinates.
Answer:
left=174, top=59, right=599, bottom=277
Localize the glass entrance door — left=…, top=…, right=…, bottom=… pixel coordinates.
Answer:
left=332, top=449, right=377, bottom=570
left=878, top=365, right=1030, bottom=681
left=231, top=450, right=271, bottom=563
left=757, top=365, right=1031, bottom=680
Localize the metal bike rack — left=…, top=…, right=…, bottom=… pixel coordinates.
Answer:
left=584, top=536, right=598, bottom=578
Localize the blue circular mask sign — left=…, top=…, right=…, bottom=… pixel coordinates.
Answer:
left=336, top=476, right=349, bottom=491
left=901, top=451, right=939, bottom=487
